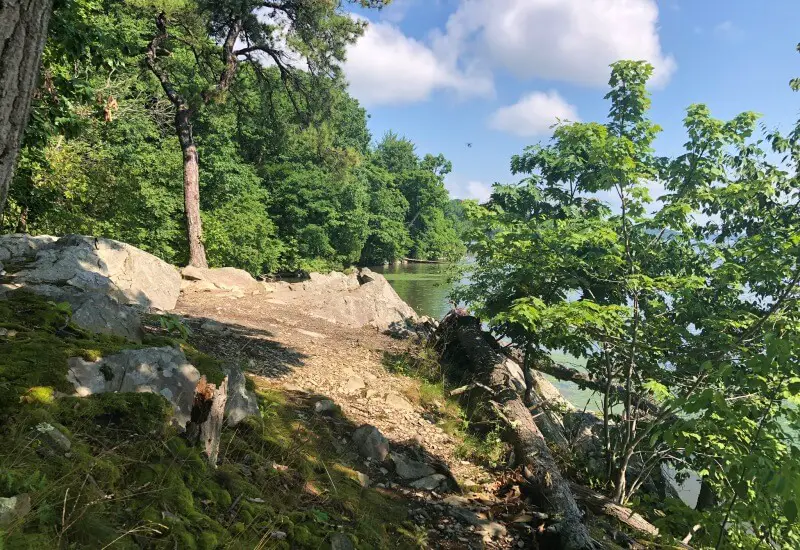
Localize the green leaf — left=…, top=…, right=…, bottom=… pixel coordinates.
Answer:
left=784, top=500, right=798, bottom=523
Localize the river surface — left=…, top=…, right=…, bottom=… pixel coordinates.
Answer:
left=372, top=262, right=602, bottom=408
left=374, top=261, right=700, bottom=506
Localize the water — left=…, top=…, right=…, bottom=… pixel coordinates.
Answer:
left=372, top=262, right=460, bottom=320
left=375, top=261, right=700, bottom=506
left=373, top=262, right=601, bottom=408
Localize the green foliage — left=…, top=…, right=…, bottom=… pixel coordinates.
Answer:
left=3, top=0, right=463, bottom=273
left=459, top=58, right=800, bottom=546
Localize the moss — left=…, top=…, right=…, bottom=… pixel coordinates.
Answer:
left=0, top=302, right=414, bottom=549
left=0, top=291, right=137, bottom=412
left=181, top=344, right=226, bottom=385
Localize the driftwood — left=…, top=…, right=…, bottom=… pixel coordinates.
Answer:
left=569, top=483, right=659, bottom=538
left=185, top=375, right=229, bottom=466
left=437, top=314, right=596, bottom=550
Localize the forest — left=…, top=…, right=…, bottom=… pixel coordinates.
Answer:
left=0, top=0, right=466, bottom=274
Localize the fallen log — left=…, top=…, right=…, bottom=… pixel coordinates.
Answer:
left=569, top=483, right=659, bottom=538
left=437, top=313, right=596, bottom=550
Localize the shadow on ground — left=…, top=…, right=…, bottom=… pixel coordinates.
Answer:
left=170, top=315, right=308, bottom=378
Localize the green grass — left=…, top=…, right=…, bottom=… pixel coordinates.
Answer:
left=381, top=348, right=509, bottom=471
left=0, top=293, right=421, bottom=549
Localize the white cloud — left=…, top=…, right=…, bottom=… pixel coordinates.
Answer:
left=446, top=176, right=493, bottom=203
left=489, top=91, right=579, bottom=137
left=343, top=19, right=493, bottom=106
left=433, top=0, right=676, bottom=87
left=466, top=181, right=493, bottom=202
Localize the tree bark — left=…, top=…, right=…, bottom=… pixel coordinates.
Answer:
left=185, top=375, right=228, bottom=466
left=175, top=107, right=208, bottom=268
left=437, top=314, right=596, bottom=550
left=568, top=483, right=661, bottom=538
left=146, top=13, right=208, bottom=268
left=0, top=0, right=54, bottom=221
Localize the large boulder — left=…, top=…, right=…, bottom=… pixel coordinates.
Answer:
left=67, top=347, right=258, bottom=428
left=305, top=269, right=417, bottom=328
left=1, top=234, right=181, bottom=341
left=67, top=347, right=202, bottom=427
left=0, top=234, right=57, bottom=263
left=181, top=266, right=262, bottom=295
left=13, top=235, right=180, bottom=310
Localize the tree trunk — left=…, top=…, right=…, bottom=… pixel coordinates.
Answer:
left=185, top=375, right=228, bottom=466
left=437, top=314, right=596, bottom=550
left=0, top=0, right=54, bottom=220
left=175, top=107, right=208, bottom=268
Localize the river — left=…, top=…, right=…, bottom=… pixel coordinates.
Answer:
left=374, top=261, right=700, bottom=506
left=372, top=262, right=602, bottom=408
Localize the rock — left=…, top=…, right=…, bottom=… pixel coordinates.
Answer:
left=200, top=319, right=228, bottom=334
left=181, top=266, right=262, bottom=294
left=67, top=347, right=202, bottom=427
left=356, top=472, right=370, bottom=488
left=1, top=234, right=181, bottom=341
left=35, top=422, right=72, bottom=453
left=295, top=328, right=326, bottom=339
left=330, top=533, right=355, bottom=550
left=70, top=293, right=144, bottom=342
left=270, top=531, right=287, bottom=540
left=314, top=399, right=338, bottom=415
left=342, top=375, right=366, bottom=395
left=384, top=393, right=414, bottom=411
left=0, top=234, right=57, bottom=262
left=352, top=425, right=390, bottom=462
left=13, top=235, right=181, bottom=311
left=0, top=494, right=31, bottom=527
left=409, top=474, right=447, bottom=491
left=392, top=453, right=436, bottom=480
left=223, top=366, right=259, bottom=426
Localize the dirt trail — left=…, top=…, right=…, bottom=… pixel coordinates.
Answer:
left=175, top=288, right=536, bottom=549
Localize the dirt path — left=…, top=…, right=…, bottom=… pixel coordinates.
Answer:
left=175, top=288, right=536, bottom=549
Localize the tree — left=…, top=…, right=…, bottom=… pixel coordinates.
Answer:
left=460, top=59, right=800, bottom=547
left=0, top=0, right=54, bottom=222
left=144, top=0, right=384, bottom=267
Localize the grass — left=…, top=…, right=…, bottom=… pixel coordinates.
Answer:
left=381, top=347, right=509, bottom=471
left=0, top=293, right=423, bottom=549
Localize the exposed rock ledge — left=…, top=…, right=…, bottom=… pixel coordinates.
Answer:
left=1, top=234, right=181, bottom=342
left=181, top=266, right=417, bottom=329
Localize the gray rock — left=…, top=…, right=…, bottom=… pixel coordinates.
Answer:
left=67, top=347, right=201, bottom=427
left=13, top=235, right=181, bottom=311
left=71, top=293, right=143, bottom=342
left=181, top=266, right=262, bottom=294
left=391, top=453, right=436, bottom=480
left=35, top=422, right=71, bottom=452
left=223, top=366, right=259, bottom=426
left=0, top=494, right=31, bottom=527
left=0, top=234, right=57, bottom=262
left=352, top=425, right=389, bottom=462
left=313, top=399, right=338, bottom=415
left=342, top=375, right=366, bottom=395
left=1, top=234, right=181, bottom=341
left=330, top=533, right=355, bottom=550
left=200, top=319, right=228, bottom=334
left=384, top=393, right=414, bottom=411
left=356, top=472, right=370, bottom=488
left=409, top=474, right=447, bottom=491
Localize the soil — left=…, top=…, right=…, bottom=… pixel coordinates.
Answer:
left=175, top=287, right=544, bottom=549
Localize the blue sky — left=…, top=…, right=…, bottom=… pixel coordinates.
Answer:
left=344, top=0, right=800, bottom=202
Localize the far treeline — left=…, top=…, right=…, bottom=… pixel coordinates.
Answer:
left=0, top=0, right=466, bottom=274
